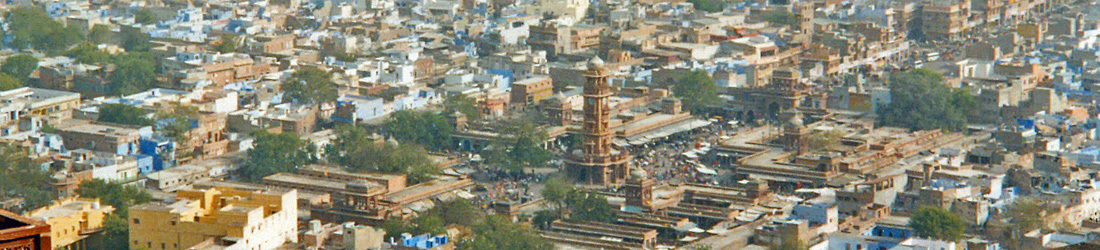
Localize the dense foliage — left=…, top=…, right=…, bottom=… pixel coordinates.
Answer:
left=112, top=53, right=158, bottom=95
left=385, top=110, right=455, bottom=151
left=689, top=0, right=725, bottom=12
left=381, top=199, right=552, bottom=250
left=564, top=190, right=617, bottom=223
left=458, top=215, right=554, bottom=250
left=443, top=94, right=482, bottom=121
left=156, top=103, right=200, bottom=146
left=878, top=69, right=977, bottom=131
left=1005, top=198, right=1044, bottom=235
left=672, top=70, right=721, bottom=114
left=284, top=68, right=338, bottom=105
left=77, top=180, right=153, bottom=250
left=326, top=126, right=441, bottom=184
left=98, top=104, right=154, bottom=126
left=66, top=43, right=114, bottom=64
left=2, top=54, right=39, bottom=83
left=76, top=180, right=153, bottom=219
left=213, top=34, right=243, bottom=53
left=484, top=117, right=553, bottom=172
left=909, top=206, right=965, bottom=241
left=539, top=178, right=618, bottom=225
left=6, top=7, right=83, bottom=55
left=88, top=25, right=113, bottom=44
left=0, top=73, right=23, bottom=91
left=63, top=45, right=159, bottom=95
left=762, top=9, right=799, bottom=27
left=133, top=8, right=158, bottom=25
left=239, top=131, right=317, bottom=181
left=0, top=144, right=54, bottom=212
left=120, top=27, right=151, bottom=52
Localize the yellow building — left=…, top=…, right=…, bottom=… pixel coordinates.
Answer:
left=25, top=197, right=115, bottom=250
left=129, top=187, right=298, bottom=250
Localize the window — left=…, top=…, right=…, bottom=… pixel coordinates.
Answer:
left=134, top=218, right=141, bottom=224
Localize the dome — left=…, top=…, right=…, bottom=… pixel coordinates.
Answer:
left=630, top=169, right=648, bottom=180
left=587, top=56, right=606, bottom=69
left=787, top=115, right=804, bottom=127
left=785, top=109, right=805, bottom=131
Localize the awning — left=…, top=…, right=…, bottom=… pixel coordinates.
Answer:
left=695, top=166, right=718, bottom=175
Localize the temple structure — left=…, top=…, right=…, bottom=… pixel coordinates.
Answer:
left=565, top=56, right=632, bottom=185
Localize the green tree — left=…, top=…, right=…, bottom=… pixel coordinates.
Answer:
left=878, top=69, right=975, bottom=131
left=133, top=8, right=158, bottom=25
left=111, top=53, right=157, bottom=95
left=485, top=116, right=552, bottom=172
left=6, top=7, right=60, bottom=51
left=459, top=215, right=553, bottom=250
left=672, top=70, right=720, bottom=114
left=65, top=43, right=114, bottom=64
left=6, top=7, right=82, bottom=54
left=120, top=27, right=151, bottom=52
left=383, top=198, right=551, bottom=250
left=284, top=68, right=338, bottom=105
left=76, top=179, right=152, bottom=218
left=326, top=125, right=441, bottom=184
left=383, top=200, right=477, bottom=240
left=213, top=34, right=242, bottom=54
left=688, top=0, right=725, bottom=12
left=239, top=131, right=316, bottom=181
left=1005, top=198, right=1044, bottom=237
left=0, top=144, right=54, bottom=212
left=909, top=206, right=965, bottom=241
left=88, top=215, right=130, bottom=250
left=1, top=54, right=39, bottom=83
left=88, top=24, right=113, bottom=44
left=98, top=104, right=153, bottom=126
left=564, top=190, right=617, bottom=223
left=443, top=94, right=482, bottom=121
left=385, top=110, right=454, bottom=151
left=43, top=26, right=85, bottom=55
left=77, top=180, right=152, bottom=250
left=156, top=103, right=200, bottom=148
left=410, top=215, right=447, bottom=236
left=762, top=9, right=799, bottom=26
left=423, top=199, right=479, bottom=227
left=532, top=210, right=560, bottom=230
left=541, top=177, right=571, bottom=210
left=0, top=73, right=23, bottom=91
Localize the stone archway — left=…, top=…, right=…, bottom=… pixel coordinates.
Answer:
left=767, top=102, right=781, bottom=121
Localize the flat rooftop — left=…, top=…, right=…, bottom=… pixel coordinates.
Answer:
left=58, top=120, right=143, bottom=137
left=384, top=177, right=471, bottom=203
left=264, top=173, right=358, bottom=191
left=28, top=199, right=113, bottom=220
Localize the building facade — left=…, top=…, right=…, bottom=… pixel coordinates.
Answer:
left=129, top=187, right=298, bottom=250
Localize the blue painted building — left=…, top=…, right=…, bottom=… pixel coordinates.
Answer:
left=398, top=233, right=451, bottom=249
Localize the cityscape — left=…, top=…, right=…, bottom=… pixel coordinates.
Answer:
left=0, top=0, right=1096, bottom=249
